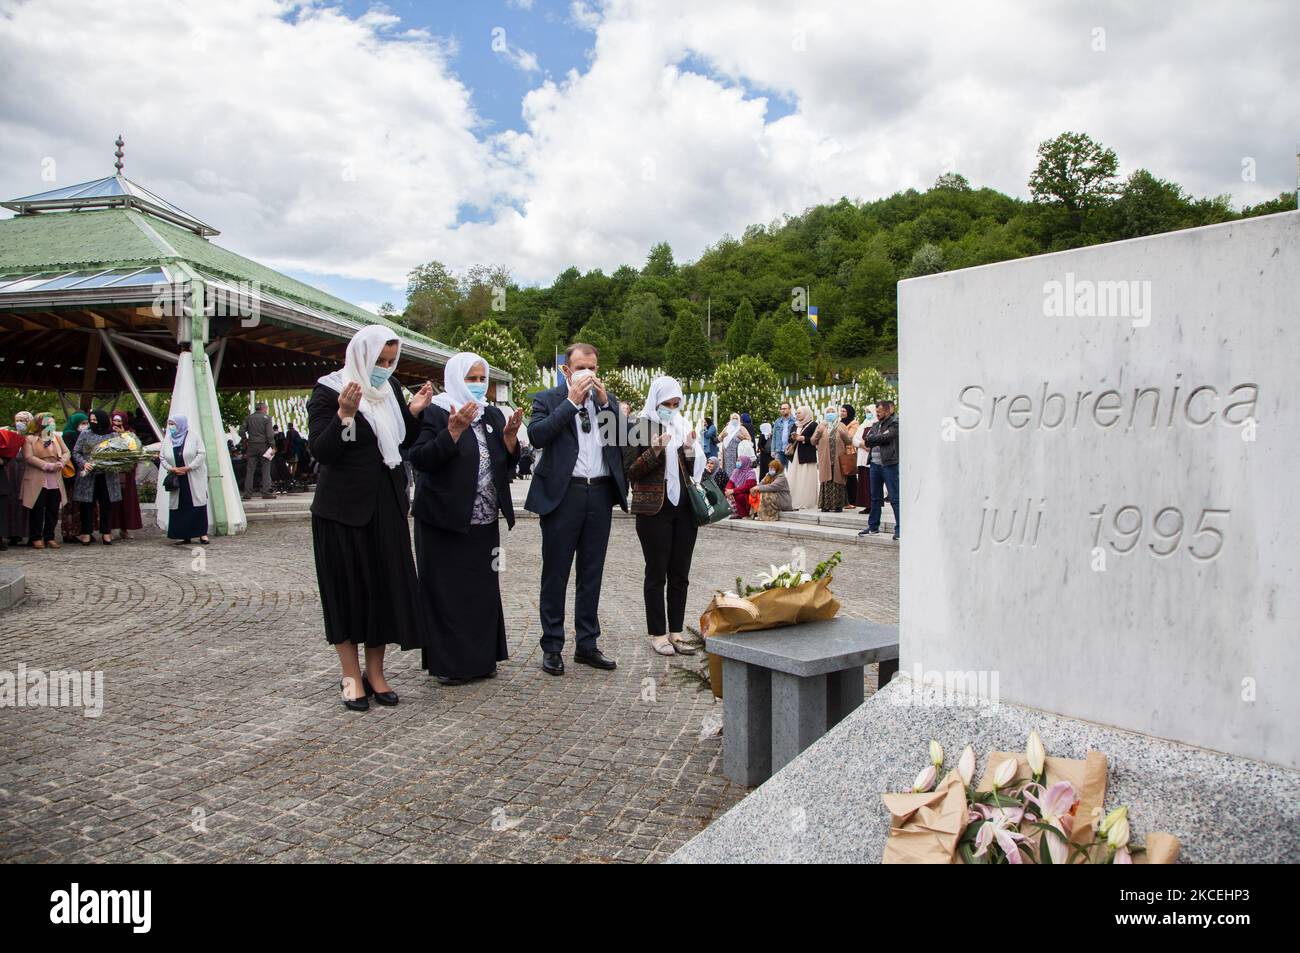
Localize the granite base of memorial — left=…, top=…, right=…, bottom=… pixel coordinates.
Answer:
left=670, top=673, right=1299, bottom=864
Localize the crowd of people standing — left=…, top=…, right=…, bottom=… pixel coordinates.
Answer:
left=303, top=328, right=901, bottom=712
left=1, top=407, right=157, bottom=550
left=1, top=327, right=899, bottom=714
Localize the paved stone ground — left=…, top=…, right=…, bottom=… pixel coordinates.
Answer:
left=0, top=501, right=898, bottom=864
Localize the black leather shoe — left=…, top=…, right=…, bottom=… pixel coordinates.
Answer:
left=362, top=675, right=399, bottom=706
left=435, top=675, right=469, bottom=686
left=574, top=648, right=617, bottom=670
left=542, top=652, right=565, bottom=675
left=340, top=681, right=369, bottom=712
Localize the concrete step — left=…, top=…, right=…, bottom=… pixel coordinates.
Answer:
left=704, top=516, right=898, bottom=547
left=780, top=508, right=895, bottom=533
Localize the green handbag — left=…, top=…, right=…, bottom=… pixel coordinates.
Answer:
left=687, top=472, right=732, bottom=526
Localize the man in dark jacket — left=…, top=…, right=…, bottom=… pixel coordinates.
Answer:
left=524, top=343, right=629, bottom=676
left=240, top=401, right=276, bottom=500
left=859, top=400, right=899, bottom=540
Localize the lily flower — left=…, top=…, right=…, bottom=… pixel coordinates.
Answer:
left=973, top=805, right=1026, bottom=863
left=929, top=739, right=944, bottom=768
left=992, top=756, right=1017, bottom=788
left=1027, top=730, right=1046, bottom=777
left=1025, top=781, right=1078, bottom=863
left=1107, top=815, right=1131, bottom=851
left=1100, top=805, right=1128, bottom=836
left=957, top=745, right=976, bottom=787
left=912, top=765, right=937, bottom=793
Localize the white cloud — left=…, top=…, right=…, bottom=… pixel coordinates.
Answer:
left=1, top=0, right=1294, bottom=292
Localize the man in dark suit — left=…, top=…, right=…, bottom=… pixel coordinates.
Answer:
left=524, top=343, right=629, bottom=675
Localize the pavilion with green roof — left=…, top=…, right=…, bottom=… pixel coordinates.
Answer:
left=0, top=138, right=510, bottom=535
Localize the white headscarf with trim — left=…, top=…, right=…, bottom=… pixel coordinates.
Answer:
left=431, top=351, right=488, bottom=424
left=639, top=375, right=705, bottom=506
left=318, top=324, right=405, bottom=468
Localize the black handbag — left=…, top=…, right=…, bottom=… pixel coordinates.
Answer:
left=162, top=472, right=178, bottom=492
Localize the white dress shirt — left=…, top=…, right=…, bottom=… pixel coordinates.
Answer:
left=569, top=394, right=609, bottom=478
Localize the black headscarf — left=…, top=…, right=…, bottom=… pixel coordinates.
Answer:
left=841, top=403, right=856, bottom=424
left=88, top=408, right=112, bottom=435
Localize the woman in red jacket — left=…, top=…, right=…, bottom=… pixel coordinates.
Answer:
left=725, top=439, right=758, bottom=518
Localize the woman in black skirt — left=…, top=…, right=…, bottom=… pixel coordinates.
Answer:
left=308, top=325, right=433, bottom=711
left=158, top=414, right=209, bottom=544
left=410, top=351, right=522, bottom=685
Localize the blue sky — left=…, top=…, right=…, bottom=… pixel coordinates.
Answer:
left=282, top=1, right=801, bottom=313
left=284, top=0, right=597, bottom=308
left=4, top=1, right=1293, bottom=318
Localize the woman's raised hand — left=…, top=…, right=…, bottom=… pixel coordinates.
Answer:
left=409, top=381, right=434, bottom=416
left=448, top=401, right=478, bottom=440
left=338, top=381, right=362, bottom=419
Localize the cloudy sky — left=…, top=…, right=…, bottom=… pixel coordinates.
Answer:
left=1, top=0, right=1295, bottom=311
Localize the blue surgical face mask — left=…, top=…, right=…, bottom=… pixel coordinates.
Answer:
left=466, top=382, right=488, bottom=401
left=369, top=365, right=393, bottom=387
left=167, top=425, right=177, bottom=436
left=825, top=411, right=836, bottom=422
left=657, top=406, right=677, bottom=424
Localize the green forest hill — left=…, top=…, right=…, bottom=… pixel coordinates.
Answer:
left=390, top=131, right=1293, bottom=384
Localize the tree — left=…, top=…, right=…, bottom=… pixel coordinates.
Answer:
left=619, top=292, right=663, bottom=366
left=575, top=309, right=620, bottom=367
left=1107, top=169, right=1190, bottom=239
left=904, top=243, right=945, bottom=278
left=664, top=300, right=712, bottom=380
left=855, top=366, right=898, bottom=406
left=769, top=318, right=812, bottom=377
left=826, top=315, right=873, bottom=358
left=724, top=297, right=756, bottom=358
left=532, top=310, right=565, bottom=368
left=643, top=241, right=677, bottom=278
left=1028, top=131, right=1121, bottom=228
left=747, top=313, right=778, bottom=357
left=933, top=172, right=971, bottom=191
left=403, top=260, right=460, bottom=332
left=712, top=355, right=782, bottom=426
left=457, top=318, right=539, bottom=395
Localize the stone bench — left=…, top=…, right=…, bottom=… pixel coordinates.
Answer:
left=708, top=619, right=899, bottom=787
left=0, top=565, right=26, bottom=611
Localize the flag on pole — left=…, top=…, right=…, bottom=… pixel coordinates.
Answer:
left=807, top=305, right=819, bottom=329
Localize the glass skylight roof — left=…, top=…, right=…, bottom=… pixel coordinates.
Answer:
left=0, top=266, right=173, bottom=294
left=2, top=175, right=218, bottom=236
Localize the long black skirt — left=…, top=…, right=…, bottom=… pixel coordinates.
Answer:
left=415, top=519, right=509, bottom=679
left=166, top=474, right=209, bottom=540
left=312, top=476, right=425, bottom=650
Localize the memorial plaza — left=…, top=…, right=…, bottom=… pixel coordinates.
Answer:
left=0, top=509, right=897, bottom=864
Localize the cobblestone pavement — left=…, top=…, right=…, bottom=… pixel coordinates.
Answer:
left=0, top=506, right=898, bottom=863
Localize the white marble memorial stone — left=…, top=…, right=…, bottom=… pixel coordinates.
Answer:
left=900, top=211, right=1299, bottom=768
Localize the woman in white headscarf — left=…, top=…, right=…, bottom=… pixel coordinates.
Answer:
left=157, top=413, right=209, bottom=545
left=308, top=324, right=434, bottom=712
left=410, top=351, right=523, bottom=685
left=720, top=412, right=749, bottom=477
left=786, top=405, right=819, bottom=510
left=622, top=376, right=706, bottom=656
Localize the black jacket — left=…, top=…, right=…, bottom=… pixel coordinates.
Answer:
left=410, top=404, right=518, bottom=532
left=523, top=381, right=629, bottom=516
left=794, top=421, right=818, bottom=464
left=863, top=413, right=899, bottom=467
left=307, top=378, right=418, bottom=527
